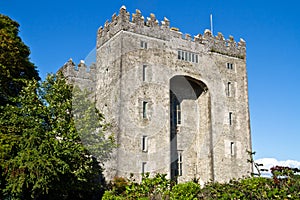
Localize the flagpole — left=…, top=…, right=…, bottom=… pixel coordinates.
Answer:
left=210, top=14, right=213, bottom=35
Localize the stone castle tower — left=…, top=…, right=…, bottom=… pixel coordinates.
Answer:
left=60, top=6, right=252, bottom=183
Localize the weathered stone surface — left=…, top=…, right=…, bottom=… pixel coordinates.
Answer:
left=60, top=6, right=252, bottom=184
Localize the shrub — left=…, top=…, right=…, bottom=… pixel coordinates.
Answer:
left=170, top=181, right=200, bottom=200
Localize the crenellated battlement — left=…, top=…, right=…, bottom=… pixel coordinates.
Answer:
left=59, top=59, right=96, bottom=79
left=59, top=59, right=96, bottom=90
left=97, top=6, right=246, bottom=59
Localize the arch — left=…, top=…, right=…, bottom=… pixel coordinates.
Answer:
left=169, top=75, right=212, bottom=182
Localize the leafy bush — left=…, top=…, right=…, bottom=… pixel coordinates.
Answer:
left=170, top=181, right=200, bottom=200
left=103, top=173, right=171, bottom=200
left=103, top=171, right=300, bottom=200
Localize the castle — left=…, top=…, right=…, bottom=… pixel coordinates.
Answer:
left=60, top=6, right=252, bottom=183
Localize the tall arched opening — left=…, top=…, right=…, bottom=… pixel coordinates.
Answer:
left=170, top=75, right=212, bottom=182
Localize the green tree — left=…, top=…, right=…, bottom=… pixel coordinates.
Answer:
left=0, top=14, right=39, bottom=106
left=0, top=73, right=116, bottom=199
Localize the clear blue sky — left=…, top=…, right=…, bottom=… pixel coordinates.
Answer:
left=1, top=0, right=299, bottom=161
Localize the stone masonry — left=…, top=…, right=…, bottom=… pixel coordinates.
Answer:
left=60, top=6, right=252, bottom=184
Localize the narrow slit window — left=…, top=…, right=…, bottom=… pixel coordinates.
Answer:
left=142, top=65, right=147, bottom=81
left=230, top=142, right=235, bottom=155
left=142, top=162, right=147, bottom=174
left=227, top=82, right=231, bottom=97
left=141, top=136, right=148, bottom=152
left=143, top=101, right=148, bottom=119
left=185, top=52, right=188, bottom=61
left=178, top=50, right=181, bottom=59
left=176, top=104, right=181, bottom=125
left=178, top=151, right=183, bottom=176
left=181, top=51, right=184, bottom=60
left=192, top=54, right=195, bottom=62
left=195, top=54, right=198, bottom=63
left=229, top=112, right=233, bottom=126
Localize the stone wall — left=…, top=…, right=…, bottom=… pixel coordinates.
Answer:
left=60, top=6, right=252, bottom=184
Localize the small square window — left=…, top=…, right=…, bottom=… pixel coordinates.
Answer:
left=227, top=63, right=233, bottom=70
left=141, top=41, right=147, bottom=49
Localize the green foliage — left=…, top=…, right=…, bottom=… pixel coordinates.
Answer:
left=0, top=14, right=39, bottom=105
left=0, top=73, right=116, bottom=199
left=170, top=182, right=200, bottom=200
left=103, top=173, right=172, bottom=200
left=108, top=176, right=129, bottom=195
left=126, top=173, right=171, bottom=199
left=103, top=172, right=300, bottom=200
left=72, top=86, right=116, bottom=163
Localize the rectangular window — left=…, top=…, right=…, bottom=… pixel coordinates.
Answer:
left=176, top=104, right=181, bottom=125
left=142, top=65, right=147, bottom=81
left=178, top=151, right=183, bottom=176
left=178, top=50, right=181, bottom=59
left=141, top=136, right=148, bottom=152
left=230, top=142, right=235, bottom=155
left=142, top=162, right=147, bottom=174
left=227, top=82, right=231, bottom=97
left=227, top=63, right=233, bottom=70
left=143, top=101, right=148, bottom=119
left=229, top=112, right=233, bottom=126
left=177, top=50, right=198, bottom=64
left=141, top=41, right=147, bottom=49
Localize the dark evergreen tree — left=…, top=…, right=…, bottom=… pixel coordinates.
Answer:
left=0, top=74, right=116, bottom=199
left=0, top=14, right=40, bottom=105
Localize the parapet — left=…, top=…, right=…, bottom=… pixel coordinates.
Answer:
left=96, top=6, right=246, bottom=59
left=59, top=58, right=96, bottom=84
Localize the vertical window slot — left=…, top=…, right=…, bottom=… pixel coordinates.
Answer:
left=230, top=142, right=235, bottom=156
left=141, top=136, right=148, bottom=152
left=229, top=112, right=233, bottom=126
left=227, top=82, right=231, bottom=97
left=143, top=101, right=148, bottom=119
left=178, top=50, right=181, bottom=59
left=142, top=162, right=147, bottom=174
left=176, top=104, right=181, bottom=125
left=142, top=65, right=147, bottom=82
left=178, top=151, right=183, bottom=176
